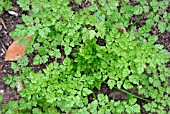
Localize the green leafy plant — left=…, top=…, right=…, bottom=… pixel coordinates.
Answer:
left=0, top=0, right=12, bottom=13
left=2, top=0, right=170, bottom=113
left=3, top=75, right=19, bottom=88
left=10, top=56, right=29, bottom=73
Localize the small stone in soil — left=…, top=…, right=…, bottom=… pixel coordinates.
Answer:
left=0, top=90, right=4, bottom=94
left=8, top=10, right=18, bottom=17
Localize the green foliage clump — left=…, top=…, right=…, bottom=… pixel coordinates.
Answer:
left=2, top=0, right=170, bottom=113
left=0, top=0, right=12, bottom=13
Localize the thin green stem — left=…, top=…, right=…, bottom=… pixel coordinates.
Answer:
left=92, top=90, right=97, bottom=100
left=128, top=12, right=147, bottom=32
left=114, top=87, right=151, bottom=102
left=103, top=81, right=150, bottom=102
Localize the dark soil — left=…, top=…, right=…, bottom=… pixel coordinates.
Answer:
left=0, top=1, right=23, bottom=108
left=0, top=0, right=170, bottom=113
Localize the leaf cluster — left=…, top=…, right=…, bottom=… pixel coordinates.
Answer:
left=0, top=0, right=12, bottom=13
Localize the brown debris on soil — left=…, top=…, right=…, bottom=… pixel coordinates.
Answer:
left=5, top=36, right=32, bottom=61
left=0, top=1, right=23, bottom=109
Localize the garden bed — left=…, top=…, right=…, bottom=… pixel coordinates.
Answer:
left=0, top=0, right=170, bottom=113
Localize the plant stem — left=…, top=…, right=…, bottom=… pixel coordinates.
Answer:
left=92, top=90, right=96, bottom=100
left=114, top=87, right=151, bottom=102
left=128, top=12, right=147, bottom=32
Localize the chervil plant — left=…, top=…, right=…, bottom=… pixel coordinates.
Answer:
left=2, top=0, right=170, bottom=113
left=0, top=0, right=12, bottom=13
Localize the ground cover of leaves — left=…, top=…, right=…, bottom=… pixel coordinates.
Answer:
left=0, top=0, right=170, bottom=113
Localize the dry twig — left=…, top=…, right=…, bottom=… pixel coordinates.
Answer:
left=0, top=18, right=7, bottom=29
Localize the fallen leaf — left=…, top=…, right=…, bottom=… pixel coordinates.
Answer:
left=5, top=36, right=32, bottom=61
left=24, top=36, right=32, bottom=40
left=5, top=40, right=26, bottom=61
